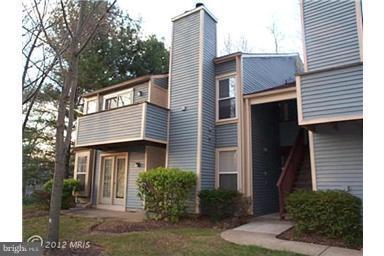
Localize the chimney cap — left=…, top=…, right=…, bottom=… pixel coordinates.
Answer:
left=196, top=3, right=204, bottom=8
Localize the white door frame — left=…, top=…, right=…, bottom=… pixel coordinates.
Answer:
left=97, top=152, right=128, bottom=211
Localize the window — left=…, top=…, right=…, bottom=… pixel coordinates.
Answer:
left=74, top=151, right=90, bottom=196
left=217, top=76, right=236, bottom=120
left=103, top=89, right=134, bottom=110
left=85, top=99, right=97, bottom=114
left=218, top=150, right=238, bottom=190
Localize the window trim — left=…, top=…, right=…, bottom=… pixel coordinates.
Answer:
left=102, top=88, right=134, bottom=110
left=84, top=96, right=98, bottom=114
left=74, top=150, right=91, bottom=197
left=215, top=147, right=240, bottom=191
left=216, top=73, right=238, bottom=122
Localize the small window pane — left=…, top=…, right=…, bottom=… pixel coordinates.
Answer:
left=219, top=78, right=236, bottom=99
left=118, top=92, right=133, bottom=106
left=115, top=158, right=125, bottom=199
left=219, top=174, right=237, bottom=190
left=219, top=151, right=237, bottom=173
left=77, top=174, right=86, bottom=193
left=219, top=98, right=236, bottom=119
left=77, top=156, right=88, bottom=173
left=105, top=97, right=118, bottom=110
left=86, top=100, right=97, bottom=114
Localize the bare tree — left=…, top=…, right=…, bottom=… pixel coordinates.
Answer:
left=268, top=20, right=284, bottom=53
left=31, top=0, right=117, bottom=243
left=223, top=34, right=233, bottom=55
left=237, top=36, right=251, bottom=53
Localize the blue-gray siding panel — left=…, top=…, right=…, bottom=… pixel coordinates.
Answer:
left=251, top=104, right=281, bottom=216
left=300, top=64, right=363, bottom=120
left=133, top=82, right=149, bottom=103
left=242, top=56, right=299, bottom=94
left=201, top=12, right=217, bottom=190
left=168, top=11, right=200, bottom=171
left=77, top=104, right=143, bottom=146
left=215, top=123, right=237, bottom=148
left=152, top=77, right=169, bottom=89
left=313, top=121, right=363, bottom=200
left=126, top=152, right=145, bottom=209
left=215, top=60, right=236, bottom=76
left=145, top=104, right=169, bottom=142
left=303, top=0, right=360, bottom=70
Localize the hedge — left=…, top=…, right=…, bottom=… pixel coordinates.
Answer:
left=137, top=167, right=196, bottom=223
left=286, top=190, right=362, bottom=247
left=44, top=178, right=80, bottom=209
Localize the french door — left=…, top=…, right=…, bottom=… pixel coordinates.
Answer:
left=99, top=154, right=128, bottom=208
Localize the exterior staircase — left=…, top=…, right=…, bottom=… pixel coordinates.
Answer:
left=276, top=128, right=312, bottom=219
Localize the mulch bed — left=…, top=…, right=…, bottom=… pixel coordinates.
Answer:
left=277, top=227, right=362, bottom=250
left=23, top=209, right=49, bottom=218
left=43, top=243, right=103, bottom=256
left=92, top=215, right=251, bottom=233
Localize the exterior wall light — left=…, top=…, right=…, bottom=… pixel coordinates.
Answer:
left=181, top=106, right=187, bottom=111
left=136, top=91, right=143, bottom=97
left=135, top=162, right=142, bottom=168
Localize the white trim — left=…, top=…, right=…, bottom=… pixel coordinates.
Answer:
left=195, top=9, right=205, bottom=213
left=299, top=0, right=308, bottom=72
left=248, top=87, right=297, bottom=105
left=102, top=88, right=134, bottom=110
left=171, top=5, right=217, bottom=23
left=74, top=150, right=91, bottom=197
left=299, top=115, right=363, bottom=126
left=216, top=74, right=238, bottom=122
left=84, top=96, right=98, bottom=114
left=235, top=55, right=243, bottom=193
left=308, top=131, right=317, bottom=191
left=242, top=53, right=300, bottom=58
left=141, top=102, right=147, bottom=138
left=215, top=147, right=240, bottom=190
left=215, top=72, right=237, bottom=80
left=75, top=137, right=144, bottom=148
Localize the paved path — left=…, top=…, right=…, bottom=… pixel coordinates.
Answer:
left=221, top=215, right=362, bottom=256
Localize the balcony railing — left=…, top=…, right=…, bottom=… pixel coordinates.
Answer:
left=75, top=102, right=168, bottom=147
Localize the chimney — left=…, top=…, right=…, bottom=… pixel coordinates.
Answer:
left=167, top=5, right=217, bottom=212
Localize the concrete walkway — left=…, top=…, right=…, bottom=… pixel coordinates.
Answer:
left=221, top=214, right=362, bottom=256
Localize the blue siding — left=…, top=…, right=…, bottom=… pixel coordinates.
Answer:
left=215, top=123, right=237, bottom=148
left=243, top=56, right=299, bottom=94
left=126, top=151, right=146, bottom=209
left=215, top=60, right=236, bottom=76
left=303, top=0, right=360, bottom=70
left=167, top=11, right=200, bottom=171
left=313, top=121, right=363, bottom=200
left=201, top=12, right=217, bottom=190
left=300, top=64, right=363, bottom=121
left=145, top=104, right=169, bottom=142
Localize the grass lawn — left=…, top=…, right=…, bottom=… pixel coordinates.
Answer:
left=23, top=215, right=303, bottom=256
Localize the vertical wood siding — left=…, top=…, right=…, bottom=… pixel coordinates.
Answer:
left=242, top=56, right=299, bottom=95
left=152, top=77, right=169, bottom=89
left=201, top=12, right=217, bottom=190
left=313, top=121, right=363, bottom=200
left=215, top=60, right=236, bottom=76
left=167, top=11, right=200, bottom=171
left=300, top=64, right=363, bottom=120
left=145, top=104, right=169, bottom=142
left=251, top=104, right=281, bottom=216
left=215, top=124, right=238, bottom=148
left=303, top=0, right=360, bottom=70
left=126, top=151, right=146, bottom=209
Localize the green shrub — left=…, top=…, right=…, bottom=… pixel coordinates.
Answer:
left=137, top=167, right=196, bottom=223
left=286, top=190, right=362, bottom=247
left=199, top=189, right=251, bottom=222
left=44, top=178, right=80, bottom=209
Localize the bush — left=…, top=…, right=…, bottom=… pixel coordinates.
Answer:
left=137, top=167, right=196, bottom=223
left=44, top=178, right=80, bottom=209
left=199, top=189, right=251, bottom=222
left=286, top=190, right=362, bottom=247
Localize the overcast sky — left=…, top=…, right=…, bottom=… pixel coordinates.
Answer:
left=118, top=0, right=303, bottom=57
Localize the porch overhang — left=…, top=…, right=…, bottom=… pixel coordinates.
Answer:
left=244, top=83, right=296, bottom=105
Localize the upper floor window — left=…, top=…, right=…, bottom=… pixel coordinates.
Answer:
left=103, top=88, right=134, bottom=110
left=217, top=76, right=236, bottom=120
left=85, top=99, right=97, bottom=114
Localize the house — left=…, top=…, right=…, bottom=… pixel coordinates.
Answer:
left=73, top=1, right=363, bottom=217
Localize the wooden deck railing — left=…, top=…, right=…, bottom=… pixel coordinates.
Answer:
left=276, top=128, right=306, bottom=219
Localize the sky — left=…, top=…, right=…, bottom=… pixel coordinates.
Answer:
left=118, top=0, right=303, bottom=57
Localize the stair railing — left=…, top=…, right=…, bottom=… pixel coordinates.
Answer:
left=276, top=128, right=306, bottom=219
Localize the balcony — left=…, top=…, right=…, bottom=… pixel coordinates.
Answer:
left=75, top=102, right=169, bottom=147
